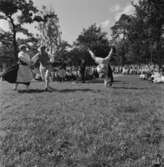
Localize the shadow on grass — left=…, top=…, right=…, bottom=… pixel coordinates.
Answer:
left=86, top=79, right=127, bottom=84
left=112, top=86, right=148, bottom=90
left=57, top=88, right=94, bottom=93
left=17, top=88, right=96, bottom=93
left=18, top=89, right=48, bottom=93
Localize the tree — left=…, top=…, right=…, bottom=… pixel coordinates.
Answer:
left=74, top=24, right=113, bottom=65
left=54, top=40, right=71, bottom=64
left=0, top=0, right=38, bottom=61
left=111, top=14, right=135, bottom=65
left=76, top=24, right=111, bottom=59
left=0, top=31, right=13, bottom=49
left=0, top=31, right=14, bottom=63
left=37, top=6, right=61, bottom=59
left=71, top=24, right=111, bottom=81
left=111, top=0, right=164, bottom=65
left=0, top=29, right=16, bottom=67
left=134, top=0, right=164, bottom=65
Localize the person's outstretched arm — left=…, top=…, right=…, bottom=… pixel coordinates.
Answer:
left=88, top=48, right=96, bottom=61
left=104, top=47, right=113, bottom=62
left=31, top=53, right=40, bottom=65
left=88, top=48, right=103, bottom=64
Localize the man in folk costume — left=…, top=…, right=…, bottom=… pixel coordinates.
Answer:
left=88, top=47, right=114, bottom=87
left=32, top=45, right=53, bottom=91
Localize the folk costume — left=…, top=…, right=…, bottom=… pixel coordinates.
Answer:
left=2, top=45, right=33, bottom=90
left=32, top=46, right=53, bottom=91
left=88, top=48, right=114, bottom=87
left=1, top=64, right=19, bottom=83
left=16, top=48, right=33, bottom=85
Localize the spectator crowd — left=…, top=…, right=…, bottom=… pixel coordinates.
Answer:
left=113, top=64, right=164, bottom=83
left=32, top=64, right=164, bottom=83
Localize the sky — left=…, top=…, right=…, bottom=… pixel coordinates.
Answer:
left=0, top=0, right=137, bottom=44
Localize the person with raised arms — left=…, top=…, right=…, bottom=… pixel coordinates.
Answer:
left=87, top=46, right=114, bottom=87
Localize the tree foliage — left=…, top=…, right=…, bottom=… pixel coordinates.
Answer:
left=0, top=0, right=38, bottom=60
left=76, top=24, right=110, bottom=58
left=36, top=6, right=61, bottom=57
left=54, top=40, right=71, bottom=65
left=72, top=24, right=112, bottom=67
left=0, top=31, right=14, bottom=60
left=111, top=0, right=164, bottom=65
left=0, top=31, right=13, bottom=48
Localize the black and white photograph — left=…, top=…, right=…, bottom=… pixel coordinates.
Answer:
left=0, top=0, right=164, bottom=166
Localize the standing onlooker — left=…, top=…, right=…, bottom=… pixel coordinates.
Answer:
left=80, top=59, right=86, bottom=83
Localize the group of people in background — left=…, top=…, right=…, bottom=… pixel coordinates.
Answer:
left=138, top=65, right=164, bottom=83
left=49, top=63, right=164, bottom=84
left=113, top=64, right=164, bottom=83
left=1, top=44, right=115, bottom=91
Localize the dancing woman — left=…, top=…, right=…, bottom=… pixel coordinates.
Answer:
left=88, top=47, right=114, bottom=87
left=14, top=45, right=33, bottom=90
left=2, top=44, right=33, bottom=91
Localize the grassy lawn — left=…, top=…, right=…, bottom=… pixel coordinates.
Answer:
left=0, top=75, right=164, bottom=167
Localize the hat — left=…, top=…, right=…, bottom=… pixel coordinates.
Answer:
left=19, top=44, right=27, bottom=50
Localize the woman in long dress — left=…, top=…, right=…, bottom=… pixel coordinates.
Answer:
left=14, top=45, right=33, bottom=90
left=88, top=47, right=114, bottom=87
left=1, top=45, right=33, bottom=90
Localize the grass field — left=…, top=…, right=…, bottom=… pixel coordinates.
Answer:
left=0, top=75, right=164, bottom=167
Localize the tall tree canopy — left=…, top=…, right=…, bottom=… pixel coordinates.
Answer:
left=72, top=24, right=114, bottom=68
left=111, top=0, right=164, bottom=65
left=111, top=14, right=135, bottom=65
left=0, top=0, right=38, bottom=61
left=76, top=24, right=111, bottom=58
left=37, top=6, right=61, bottom=58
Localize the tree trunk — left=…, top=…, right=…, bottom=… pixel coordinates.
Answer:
left=13, top=31, right=18, bottom=62
left=9, top=16, right=18, bottom=62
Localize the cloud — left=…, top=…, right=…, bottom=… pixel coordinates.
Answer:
left=100, top=20, right=110, bottom=29
left=132, top=0, right=139, bottom=4
left=123, top=5, right=135, bottom=15
left=114, top=4, right=135, bottom=21
left=111, top=4, right=121, bottom=12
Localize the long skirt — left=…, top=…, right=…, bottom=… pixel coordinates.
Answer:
left=2, top=64, right=19, bottom=83
left=2, top=64, right=33, bottom=85
left=16, top=64, right=33, bottom=84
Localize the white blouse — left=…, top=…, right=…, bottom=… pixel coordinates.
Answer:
left=18, top=51, right=31, bottom=65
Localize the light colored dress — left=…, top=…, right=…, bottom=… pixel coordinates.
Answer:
left=89, top=49, right=113, bottom=86
left=16, top=51, right=33, bottom=84
left=89, top=49, right=112, bottom=72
